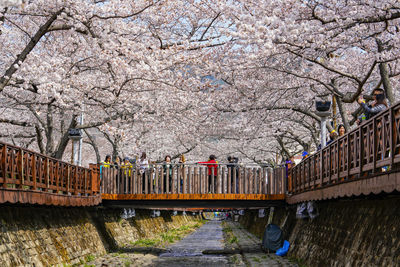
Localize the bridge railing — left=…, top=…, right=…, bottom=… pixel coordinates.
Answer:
left=289, top=102, right=400, bottom=194
left=99, top=164, right=286, bottom=195
left=0, top=142, right=100, bottom=196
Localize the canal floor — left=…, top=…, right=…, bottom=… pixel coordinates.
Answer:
left=84, top=220, right=298, bottom=266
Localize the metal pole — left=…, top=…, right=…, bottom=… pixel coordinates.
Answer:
left=78, top=112, right=84, bottom=166
left=73, top=139, right=79, bottom=165
left=321, top=116, right=327, bottom=148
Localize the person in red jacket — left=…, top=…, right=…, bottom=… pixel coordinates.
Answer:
left=198, top=155, right=218, bottom=193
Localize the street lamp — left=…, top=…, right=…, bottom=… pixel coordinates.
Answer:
left=315, top=101, right=332, bottom=148
left=68, top=128, right=82, bottom=165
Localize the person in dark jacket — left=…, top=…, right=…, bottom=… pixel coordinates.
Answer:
left=227, top=156, right=239, bottom=193
left=357, top=92, right=388, bottom=120
left=163, top=155, right=173, bottom=193
left=357, top=88, right=387, bottom=124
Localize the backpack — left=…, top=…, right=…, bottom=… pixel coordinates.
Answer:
left=261, top=224, right=283, bottom=253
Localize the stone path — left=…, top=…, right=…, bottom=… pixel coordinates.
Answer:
left=82, top=220, right=297, bottom=267
left=150, top=220, right=229, bottom=266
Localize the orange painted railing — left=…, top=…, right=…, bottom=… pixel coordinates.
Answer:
left=289, top=101, right=400, bottom=195
left=0, top=142, right=100, bottom=200
left=99, top=164, right=286, bottom=195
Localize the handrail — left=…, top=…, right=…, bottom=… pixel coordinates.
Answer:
left=0, top=141, right=100, bottom=197
left=98, top=164, right=286, bottom=195
left=289, top=101, right=400, bottom=194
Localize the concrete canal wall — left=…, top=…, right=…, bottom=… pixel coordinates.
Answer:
left=239, top=196, right=400, bottom=267
left=0, top=205, right=200, bottom=266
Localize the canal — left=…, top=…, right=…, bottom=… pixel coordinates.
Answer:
left=83, top=220, right=297, bottom=266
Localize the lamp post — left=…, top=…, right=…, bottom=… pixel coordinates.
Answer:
left=78, top=112, right=84, bottom=166
left=315, top=101, right=332, bottom=149
left=68, top=128, right=83, bottom=166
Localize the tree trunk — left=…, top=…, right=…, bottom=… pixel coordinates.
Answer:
left=379, top=62, right=395, bottom=105
left=84, top=130, right=101, bottom=163
left=52, top=116, right=77, bottom=159
left=336, top=97, right=350, bottom=131
left=377, top=39, right=395, bottom=105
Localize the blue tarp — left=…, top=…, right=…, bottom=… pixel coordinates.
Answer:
left=276, top=240, right=290, bottom=256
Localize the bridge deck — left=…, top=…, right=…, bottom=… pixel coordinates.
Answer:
left=101, top=194, right=285, bottom=209
left=102, top=193, right=285, bottom=201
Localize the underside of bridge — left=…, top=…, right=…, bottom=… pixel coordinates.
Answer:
left=101, top=193, right=286, bottom=209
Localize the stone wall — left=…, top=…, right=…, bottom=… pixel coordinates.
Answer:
left=0, top=205, right=106, bottom=267
left=239, top=196, right=400, bottom=267
left=0, top=205, right=201, bottom=267
left=96, top=209, right=201, bottom=248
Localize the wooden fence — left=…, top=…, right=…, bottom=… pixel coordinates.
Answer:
left=0, top=142, right=100, bottom=198
left=289, top=102, right=400, bottom=194
left=100, top=165, right=286, bottom=195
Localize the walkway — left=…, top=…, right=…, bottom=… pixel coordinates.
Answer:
left=151, top=220, right=228, bottom=266
left=100, top=165, right=286, bottom=209
left=82, top=220, right=297, bottom=266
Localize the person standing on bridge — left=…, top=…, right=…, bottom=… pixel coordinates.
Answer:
left=139, top=152, right=149, bottom=193
left=227, top=156, right=239, bottom=193
left=338, top=124, right=346, bottom=137
left=100, top=155, right=112, bottom=185
left=358, top=91, right=388, bottom=120
left=163, top=155, right=173, bottom=193
left=121, top=157, right=133, bottom=193
left=178, top=154, right=186, bottom=193
left=113, top=156, right=122, bottom=193
left=356, top=88, right=387, bottom=125
left=198, top=155, right=218, bottom=193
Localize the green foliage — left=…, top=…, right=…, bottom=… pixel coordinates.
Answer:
left=85, top=255, right=95, bottom=262
left=132, top=238, right=158, bottom=247
left=229, top=236, right=238, bottom=244
left=231, top=255, right=239, bottom=264
left=130, top=221, right=201, bottom=248
left=123, top=260, right=132, bottom=267
left=252, top=257, right=261, bottom=263
left=222, top=226, right=232, bottom=233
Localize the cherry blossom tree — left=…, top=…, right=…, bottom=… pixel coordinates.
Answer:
left=1, top=0, right=399, bottom=166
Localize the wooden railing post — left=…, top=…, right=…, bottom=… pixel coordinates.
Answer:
left=373, top=117, right=377, bottom=173
left=73, top=167, right=78, bottom=195
left=89, top=164, right=98, bottom=195
left=45, top=158, right=49, bottom=192
left=390, top=107, right=394, bottom=167
left=154, top=167, right=159, bottom=194
left=165, top=167, right=169, bottom=194
left=18, top=148, right=24, bottom=189
left=2, top=145, right=7, bottom=188
left=171, top=167, right=175, bottom=194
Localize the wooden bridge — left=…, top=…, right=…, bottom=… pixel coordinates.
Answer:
left=1, top=101, right=400, bottom=208
left=287, top=101, right=400, bottom=204
left=100, top=165, right=286, bottom=209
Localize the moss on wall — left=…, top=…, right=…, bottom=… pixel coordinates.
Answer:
left=0, top=205, right=201, bottom=267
